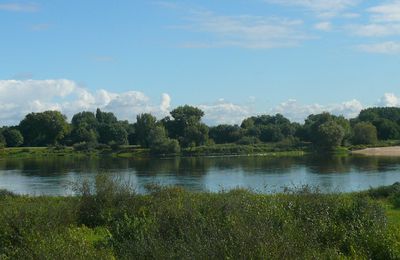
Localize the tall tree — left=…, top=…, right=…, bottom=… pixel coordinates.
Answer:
left=352, top=122, right=378, bottom=145
left=168, top=105, right=208, bottom=147
left=19, top=111, right=70, bottom=146
left=96, top=108, right=117, bottom=125
left=2, top=128, right=24, bottom=147
left=70, top=111, right=99, bottom=144
left=135, top=113, right=157, bottom=148
left=316, top=121, right=345, bottom=149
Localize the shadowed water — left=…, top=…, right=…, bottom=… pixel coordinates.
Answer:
left=1, top=155, right=400, bottom=195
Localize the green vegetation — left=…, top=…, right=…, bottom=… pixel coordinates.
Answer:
left=2, top=106, right=400, bottom=157
left=0, top=176, right=400, bottom=259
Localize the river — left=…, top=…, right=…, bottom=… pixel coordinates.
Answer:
left=1, top=155, right=400, bottom=195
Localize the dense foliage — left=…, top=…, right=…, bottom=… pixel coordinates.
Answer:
left=2, top=106, right=400, bottom=154
left=0, top=176, right=399, bottom=259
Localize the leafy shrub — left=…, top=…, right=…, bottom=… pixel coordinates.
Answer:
left=236, top=136, right=260, bottom=145
left=1, top=178, right=400, bottom=259
left=73, top=174, right=136, bottom=227
left=368, top=182, right=400, bottom=199
left=0, top=189, right=17, bottom=198
left=150, top=139, right=181, bottom=155
left=73, top=141, right=95, bottom=152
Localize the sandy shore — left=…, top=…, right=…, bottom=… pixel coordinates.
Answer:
left=352, top=146, right=400, bottom=156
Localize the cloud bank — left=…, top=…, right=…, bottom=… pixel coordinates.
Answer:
left=0, top=80, right=171, bottom=126
left=0, top=79, right=400, bottom=126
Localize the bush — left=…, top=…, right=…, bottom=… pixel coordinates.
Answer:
left=352, top=122, right=378, bottom=145
left=0, top=189, right=17, bottom=198
left=2, top=128, right=24, bottom=147
left=1, top=178, right=400, bottom=259
left=236, top=136, right=260, bottom=145
left=73, top=142, right=95, bottom=152
left=73, top=174, right=136, bottom=227
left=150, top=139, right=181, bottom=155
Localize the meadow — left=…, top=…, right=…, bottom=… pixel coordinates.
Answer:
left=1, top=176, right=400, bottom=259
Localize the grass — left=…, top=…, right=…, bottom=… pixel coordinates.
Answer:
left=0, top=146, right=151, bottom=159
left=182, top=142, right=309, bottom=157
left=0, top=142, right=308, bottom=160
left=0, top=177, right=400, bottom=259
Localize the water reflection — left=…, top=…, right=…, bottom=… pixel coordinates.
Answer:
left=0, top=155, right=400, bottom=195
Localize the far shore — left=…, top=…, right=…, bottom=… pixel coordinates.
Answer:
left=352, top=146, right=400, bottom=156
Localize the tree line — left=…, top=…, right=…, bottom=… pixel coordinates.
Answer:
left=1, top=106, right=400, bottom=153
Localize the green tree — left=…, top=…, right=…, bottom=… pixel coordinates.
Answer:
left=135, top=113, right=157, bottom=148
left=148, top=125, right=180, bottom=154
left=373, top=118, right=400, bottom=140
left=0, top=132, right=5, bottom=148
left=316, top=121, right=345, bottom=150
left=96, top=108, right=117, bottom=125
left=209, top=125, right=243, bottom=144
left=240, top=114, right=296, bottom=143
left=19, top=111, right=70, bottom=146
left=352, top=122, right=378, bottom=145
left=2, top=128, right=24, bottom=147
left=72, top=112, right=98, bottom=129
left=168, top=105, right=208, bottom=147
left=302, top=112, right=350, bottom=146
left=259, top=125, right=284, bottom=142
left=71, top=127, right=98, bottom=144
left=97, top=123, right=128, bottom=145
left=70, top=111, right=99, bottom=144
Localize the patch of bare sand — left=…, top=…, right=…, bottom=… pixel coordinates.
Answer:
left=352, top=146, right=400, bottom=156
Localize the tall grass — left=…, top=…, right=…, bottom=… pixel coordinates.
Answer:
left=0, top=176, right=399, bottom=259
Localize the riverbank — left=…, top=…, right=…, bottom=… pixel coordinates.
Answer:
left=0, top=178, right=399, bottom=259
left=0, top=143, right=309, bottom=159
left=352, top=146, right=400, bottom=157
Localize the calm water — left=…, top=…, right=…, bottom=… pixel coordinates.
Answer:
left=1, top=155, right=400, bottom=195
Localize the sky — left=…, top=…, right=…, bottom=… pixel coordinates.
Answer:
left=1, top=0, right=400, bottom=126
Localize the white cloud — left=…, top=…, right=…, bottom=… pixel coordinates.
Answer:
left=0, top=80, right=171, bottom=126
left=0, top=3, right=39, bottom=12
left=2, top=80, right=400, bottom=126
left=358, top=41, right=400, bottom=54
left=265, top=0, right=360, bottom=17
left=314, top=22, right=332, bottom=31
left=342, top=12, right=360, bottom=19
left=271, top=98, right=363, bottom=122
left=378, top=93, right=400, bottom=106
left=160, top=93, right=171, bottom=113
left=350, top=23, right=400, bottom=37
left=368, top=1, right=400, bottom=23
left=182, top=11, right=308, bottom=49
left=349, top=2, right=400, bottom=37
left=198, top=100, right=252, bottom=125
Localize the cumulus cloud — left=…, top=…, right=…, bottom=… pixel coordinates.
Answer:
left=181, top=11, right=308, bottom=49
left=0, top=80, right=171, bottom=126
left=198, top=100, right=252, bottom=125
left=358, top=41, right=400, bottom=54
left=271, top=99, right=364, bottom=122
left=160, top=93, right=171, bottom=113
left=378, top=93, right=400, bottom=107
left=1, top=80, right=400, bottom=126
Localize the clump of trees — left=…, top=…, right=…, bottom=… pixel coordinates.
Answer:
left=1, top=105, right=400, bottom=153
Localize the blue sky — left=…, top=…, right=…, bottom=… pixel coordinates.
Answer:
left=1, top=0, right=400, bottom=125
